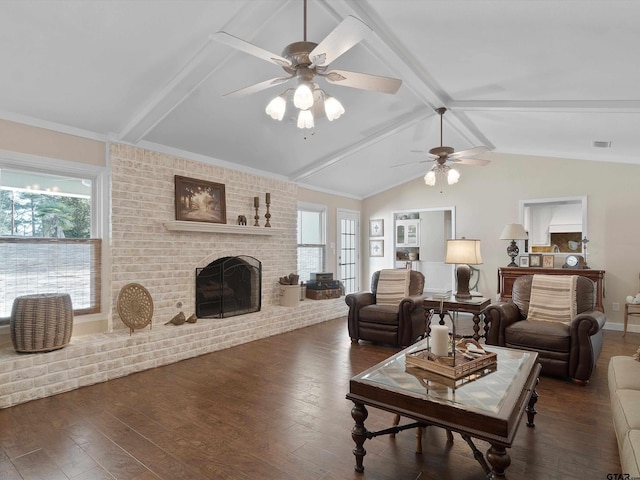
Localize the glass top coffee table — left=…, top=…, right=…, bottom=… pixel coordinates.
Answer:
left=346, top=339, right=541, bottom=478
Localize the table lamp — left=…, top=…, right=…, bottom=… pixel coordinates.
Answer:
left=499, top=224, right=528, bottom=267
left=445, top=238, right=483, bottom=300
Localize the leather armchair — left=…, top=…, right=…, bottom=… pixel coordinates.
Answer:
left=345, top=270, right=427, bottom=347
left=485, top=274, right=606, bottom=384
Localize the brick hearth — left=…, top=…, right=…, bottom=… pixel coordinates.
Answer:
left=0, top=299, right=346, bottom=408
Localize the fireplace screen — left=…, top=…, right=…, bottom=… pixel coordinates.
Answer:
left=195, top=255, right=261, bottom=318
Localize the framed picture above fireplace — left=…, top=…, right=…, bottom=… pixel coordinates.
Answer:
left=175, top=175, right=226, bottom=224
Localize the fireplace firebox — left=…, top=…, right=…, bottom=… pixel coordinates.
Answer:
left=195, top=255, right=261, bottom=318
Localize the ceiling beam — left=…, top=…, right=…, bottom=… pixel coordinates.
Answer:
left=450, top=100, right=640, bottom=114
left=290, top=107, right=431, bottom=181
left=118, top=0, right=290, bottom=144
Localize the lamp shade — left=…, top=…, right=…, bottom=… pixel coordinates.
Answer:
left=324, top=95, right=344, bottom=121
left=499, top=223, right=528, bottom=240
left=445, top=239, right=483, bottom=265
left=447, top=167, right=460, bottom=185
left=293, top=82, right=314, bottom=110
left=297, top=109, right=314, bottom=129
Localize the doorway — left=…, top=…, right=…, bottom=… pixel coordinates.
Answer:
left=337, top=209, right=359, bottom=294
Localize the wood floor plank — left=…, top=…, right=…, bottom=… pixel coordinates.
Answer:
left=0, top=317, right=630, bottom=479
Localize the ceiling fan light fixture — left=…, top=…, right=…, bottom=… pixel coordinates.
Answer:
left=324, top=95, right=344, bottom=121
left=293, top=82, right=314, bottom=110
left=297, top=109, right=314, bottom=129
left=447, top=167, right=460, bottom=185
left=424, top=164, right=461, bottom=188
left=424, top=169, right=436, bottom=186
left=265, top=94, right=287, bottom=121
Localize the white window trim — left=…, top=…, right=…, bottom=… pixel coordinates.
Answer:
left=0, top=148, right=109, bottom=327
left=297, top=201, right=327, bottom=244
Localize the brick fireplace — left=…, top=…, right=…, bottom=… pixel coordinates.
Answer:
left=195, top=255, right=261, bottom=318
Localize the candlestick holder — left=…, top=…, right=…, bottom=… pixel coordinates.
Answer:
left=254, top=206, right=260, bottom=226
left=265, top=200, right=271, bottom=227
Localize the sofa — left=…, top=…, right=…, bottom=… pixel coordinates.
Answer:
left=609, top=355, right=640, bottom=476
left=485, top=274, right=606, bottom=384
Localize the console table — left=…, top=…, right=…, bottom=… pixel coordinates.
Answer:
left=497, top=267, right=606, bottom=313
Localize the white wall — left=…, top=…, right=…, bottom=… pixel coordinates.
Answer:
left=362, top=152, right=640, bottom=331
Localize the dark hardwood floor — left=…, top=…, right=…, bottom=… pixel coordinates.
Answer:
left=0, top=316, right=633, bottom=479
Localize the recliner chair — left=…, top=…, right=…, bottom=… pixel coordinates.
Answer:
left=345, top=270, right=427, bottom=347
left=485, top=274, right=606, bottom=384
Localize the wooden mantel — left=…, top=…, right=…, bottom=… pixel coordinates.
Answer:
left=163, top=221, right=284, bottom=236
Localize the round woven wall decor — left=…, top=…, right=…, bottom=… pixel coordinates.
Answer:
left=117, top=283, right=153, bottom=334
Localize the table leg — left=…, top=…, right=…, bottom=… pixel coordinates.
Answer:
left=624, top=303, right=629, bottom=337
left=526, top=380, right=539, bottom=427
left=472, top=313, right=481, bottom=341
left=351, top=402, right=369, bottom=472
left=486, top=444, right=511, bottom=479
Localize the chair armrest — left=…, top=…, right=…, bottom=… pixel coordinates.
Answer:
left=345, top=292, right=375, bottom=341
left=345, top=291, right=375, bottom=310
left=570, top=310, right=606, bottom=383
left=484, top=301, right=523, bottom=346
left=570, top=310, right=606, bottom=337
left=399, top=293, right=428, bottom=312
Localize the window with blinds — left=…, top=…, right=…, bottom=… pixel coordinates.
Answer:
left=0, top=166, right=102, bottom=323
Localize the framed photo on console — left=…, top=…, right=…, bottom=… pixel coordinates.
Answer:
left=542, top=255, right=555, bottom=268
left=529, top=254, right=543, bottom=267
left=519, top=256, right=529, bottom=267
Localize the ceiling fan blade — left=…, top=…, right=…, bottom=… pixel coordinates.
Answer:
left=450, top=157, right=492, bottom=166
left=448, top=145, right=490, bottom=159
left=324, top=69, right=402, bottom=94
left=309, top=16, right=372, bottom=67
left=211, top=32, right=291, bottom=68
left=223, top=76, right=292, bottom=98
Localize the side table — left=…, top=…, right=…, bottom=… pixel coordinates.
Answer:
left=624, top=303, right=640, bottom=337
left=423, top=296, right=491, bottom=341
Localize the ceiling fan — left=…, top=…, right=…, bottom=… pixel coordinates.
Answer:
left=393, top=107, right=490, bottom=186
left=211, top=0, right=402, bottom=128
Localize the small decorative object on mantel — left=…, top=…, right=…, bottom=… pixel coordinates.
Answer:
left=265, top=192, right=271, bottom=227
left=165, top=311, right=186, bottom=326
left=186, top=313, right=198, bottom=324
left=254, top=196, right=260, bottom=226
left=237, top=215, right=247, bottom=225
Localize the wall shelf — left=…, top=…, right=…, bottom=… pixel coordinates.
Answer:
left=163, top=221, right=283, bottom=236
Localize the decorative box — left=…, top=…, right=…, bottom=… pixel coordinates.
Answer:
left=306, top=288, right=341, bottom=300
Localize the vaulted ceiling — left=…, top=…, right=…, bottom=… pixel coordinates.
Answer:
left=1, top=1, right=638, bottom=198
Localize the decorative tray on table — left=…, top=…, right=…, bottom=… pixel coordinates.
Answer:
left=405, top=338, right=497, bottom=380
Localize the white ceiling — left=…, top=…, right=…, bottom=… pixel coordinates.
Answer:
left=1, top=0, right=639, bottom=199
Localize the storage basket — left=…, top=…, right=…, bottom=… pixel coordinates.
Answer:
left=11, top=293, right=73, bottom=353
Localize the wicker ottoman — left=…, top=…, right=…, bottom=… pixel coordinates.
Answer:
left=11, top=293, right=74, bottom=353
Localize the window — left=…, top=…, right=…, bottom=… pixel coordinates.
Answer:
left=0, top=157, right=105, bottom=322
left=297, top=202, right=326, bottom=282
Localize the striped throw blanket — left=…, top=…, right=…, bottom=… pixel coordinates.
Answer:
left=527, top=275, right=578, bottom=323
left=376, top=269, right=410, bottom=306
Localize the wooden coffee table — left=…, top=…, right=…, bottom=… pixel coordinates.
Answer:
left=346, top=339, right=540, bottom=478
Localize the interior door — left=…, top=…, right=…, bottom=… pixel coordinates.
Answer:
left=337, top=209, right=360, bottom=294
